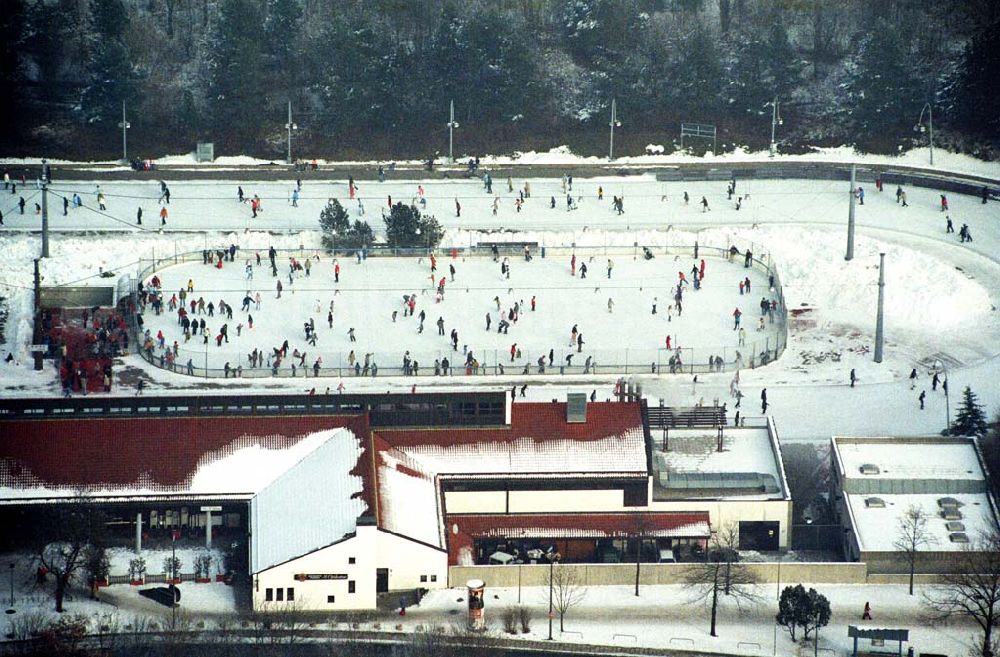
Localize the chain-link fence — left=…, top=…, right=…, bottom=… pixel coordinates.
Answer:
left=123, top=242, right=787, bottom=379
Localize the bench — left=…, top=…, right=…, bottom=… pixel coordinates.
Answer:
left=648, top=406, right=727, bottom=428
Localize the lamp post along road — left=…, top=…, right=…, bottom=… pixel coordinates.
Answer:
left=608, top=98, right=621, bottom=160
left=845, top=164, right=856, bottom=261
left=769, top=97, right=782, bottom=157
left=547, top=559, right=554, bottom=640
left=118, top=101, right=130, bottom=164
left=915, top=103, right=934, bottom=166
left=874, top=252, right=885, bottom=363
left=286, top=101, right=297, bottom=165
left=447, top=100, right=459, bottom=164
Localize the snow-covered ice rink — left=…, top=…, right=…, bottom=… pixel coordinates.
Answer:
left=1, top=159, right=998, bottom=439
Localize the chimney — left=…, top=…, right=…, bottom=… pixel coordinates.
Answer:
left=567, top=393, right=587, bottom=423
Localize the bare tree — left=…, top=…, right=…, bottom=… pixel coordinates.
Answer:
left=924, top=528, right=1000, bottom=657
left=684, top=524, right=760, bottom=637
left=551, top=564, right=587, bottom=633
left=35, top=494, right=107, bottom=612
left=632, top=512, right=654, bottom=597
left=893, top=505, right=937, bottom=595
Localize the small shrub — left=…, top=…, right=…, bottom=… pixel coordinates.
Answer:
left=162, top=556, right=181, bottom=580
left=128, top=557, right=146, bottom=580
left=194, top=552, right=213, bottom=579
left=518, top=606, right=533, bottom=633
left=501, top=606, right=518, bottom=634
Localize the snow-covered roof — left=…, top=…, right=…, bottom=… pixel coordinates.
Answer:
left=846, top=492, right=999, bottom=552
left=376, top=401, right=647, bottom=477
left=0, top=414, right=374, bottom=506
left=251, top=428, right=367, bottom=573
left=376, top=443, right=444, bottom=549
left=834, top=437, right=984, bottom=482
left=450, top=512, right=711, bottom=540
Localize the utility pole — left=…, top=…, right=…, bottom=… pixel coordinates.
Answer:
left=874, top=252, right=885, bottom=363
left=118, top=101, right=130, bottom=164
left=447, top=100, right=460, bottom=164
left=32, top=259, right=42, bottom=371
left=547, top=559, right=554, bottom=640
left=769, top=97, right=782, bottom=157
left=41, top=182, right=49, bottom=258
left=915, top=103, right=934, bottom=166
left=845, top=164, right=856, bottom=261
left=608, top=98, right=621, bottom=160
left=285, top=101, right=297, bottom=165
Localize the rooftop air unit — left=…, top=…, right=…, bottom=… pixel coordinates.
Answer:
left=937, top=497, right=962, bottom=509
left=941, top=508, right=964, bottom=521
left=864, top=497, right=886, bottom=509
left=945, top=521, right=966, bottom=532
left=949, top=532, right=970, bottom=544
left=566, top=393, right=587, bottom=424
left=859, top=463, right=880, bottom=475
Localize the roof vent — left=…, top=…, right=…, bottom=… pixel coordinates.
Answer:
left=941, top=508, right=963, bottom=521
left=566, top=393, right=587, bottom=424
left=949, top=532, right=970, bottom=544
left=859, top=463, right=880, bottom=475
left=938, top=497, right=963, bottom=509
left=864, top=497, right=886, bottom=509
left=945, top=521, right=966, bottom=532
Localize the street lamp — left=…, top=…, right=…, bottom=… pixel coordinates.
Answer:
left=6, top=562, right=14, bottom=614
left=286, top=101, right=298, bottom=165
left=608, top=98, right=622, bottom=160
left=118, top=100, right=131, bottom=164
left=547, top=558, right=554, bottom=640
left=914, top=103, right=934, bottom=166
left=447, top=100, right=460, bottom=164
left=769, top=97, right=782, bottom=158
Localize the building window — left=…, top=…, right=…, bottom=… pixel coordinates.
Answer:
left=265, top=588, right=273, bottom=602
left=348, top=580, right=356, bottom=594
left=276, top=588, right=284, bottom=602
left=430, top=575, right=437, bottom=582
left=327, top=595, right=336, bottom=603
left=348, top=557, right=356, bottom=564
left=287, top=588, right=295, bottom=601
left=420, top=575, right=427, bottom=583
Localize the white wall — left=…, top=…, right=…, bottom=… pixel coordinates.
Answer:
left=444, top=489, right=625, bottom=513
left=252, top=525, right=448, bottom=612
left=647, top=498, right=793, bottom=549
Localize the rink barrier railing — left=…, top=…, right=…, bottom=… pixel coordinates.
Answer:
left=123, top=244, right=787, bottom=379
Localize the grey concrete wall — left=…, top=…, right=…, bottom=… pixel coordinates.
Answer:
left=449, top=561, right=869, bottom=588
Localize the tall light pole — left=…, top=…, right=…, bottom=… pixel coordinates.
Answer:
left=285, top=101, right=298, bottom=165
left=447, top=100, right=460, bottom=164
left=608, top=98, right=621, bottom=160
left=118, top=101, right=131, bottom=164
left=915, top=103, right=934, bottom=166
left=845, top=164, right=856, bottom=261
left=769, top=97, right=782, bottom=158
left=874, top=252, right=885, bottom=363
left=547, top=558, right=554, bottom=640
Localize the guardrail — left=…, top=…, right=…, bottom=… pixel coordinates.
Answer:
left=124, top=243, right=787, bottom=380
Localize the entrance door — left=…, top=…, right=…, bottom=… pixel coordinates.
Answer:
left=738, top=521, right=780, bottom=551
left=376, top=568, right=389, bottom=593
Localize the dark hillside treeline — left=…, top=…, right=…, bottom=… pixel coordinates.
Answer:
left=2, top=0, right=999, bottom=160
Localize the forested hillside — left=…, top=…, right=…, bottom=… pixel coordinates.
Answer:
left=3, top=0, right=999, bottom=160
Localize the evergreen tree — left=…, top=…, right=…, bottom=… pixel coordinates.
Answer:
left=207, top=0, right=266, bottom=149
left=263, top=0, right=302, bottom=73
left=952, top=386, right=988, bottom=436
left=948, top=23, right=1000, bottom=140
left=846, top=18, right=922, bottom=148
left=319, top=199, right=350, bottom=252
left=776, top=584, right=830, bottom=642
left=383, top=203, right=443, bottom=249
left=79, top=0, right=139, bottom=124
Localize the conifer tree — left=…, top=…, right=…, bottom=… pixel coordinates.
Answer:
left=952, top=386, right=988, bottom=436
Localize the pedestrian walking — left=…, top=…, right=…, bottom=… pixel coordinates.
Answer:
left=850, top=369, right=856, bottom=388
left=909, top=368, right=917, bottom=390
left=760, top=388, right=768, bottom=414
left=918, top=390, right=926, bottom=410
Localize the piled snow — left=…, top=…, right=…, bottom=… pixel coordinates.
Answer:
left=377, top=449, right=443, bottom=548
left=849, top=493, right=997, bottom=552
left=656, top=427, right=779, bottom=478
left=402, top=429, right=647, bottom=475
left=835, top=440, right=984, bottom=481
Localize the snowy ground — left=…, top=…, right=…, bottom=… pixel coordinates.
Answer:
left=0, top=167, right=998, bottom=442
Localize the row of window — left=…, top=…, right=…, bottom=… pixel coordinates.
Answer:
left=264, top=580, right=356, bottom=603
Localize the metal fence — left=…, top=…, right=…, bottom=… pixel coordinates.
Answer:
left=124, top=243, right=787, bottom=379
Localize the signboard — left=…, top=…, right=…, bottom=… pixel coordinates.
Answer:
left=467, top=579, right=485, bottom=631
left=294, top=573, right=348, bottom=581
left=200, top=506, right=223, bottom=512
left=196, top=143, right=215, bottom=163
left=30, top=345, right=48, bottom=352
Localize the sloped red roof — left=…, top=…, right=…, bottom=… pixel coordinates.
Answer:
left=450, top=512, right=711, bottom=539
left=376, top=401, right=643, bottom=449
left=0, top=414, right=374, bottom=510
